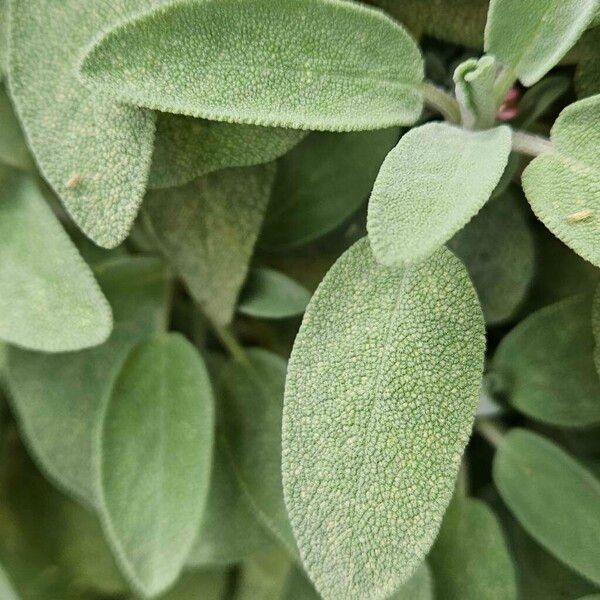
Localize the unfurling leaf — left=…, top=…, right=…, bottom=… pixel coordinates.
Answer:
left=283, top=239, right=485, bottom=599
left=493, top=429, right=600, bottom=586
left=484, top=0, right=599, bottom=86
left=522, top=94, right=600, bottom=267
left=98, top=333, right=214, bottom=596
left=8, top=0, right=164, bottom=247
left=0, top=169, right=111, bottom=352
left=453, top=56, right=497, bottom=129
left=143, top=164, right=275, bottom=326
left=493, top=295, right=600, bottom=427
left=367, top=122, right=512, bottom=266
left=79, top=0, right=424, bottom=131
left=149, top=113, right=305, bottom=189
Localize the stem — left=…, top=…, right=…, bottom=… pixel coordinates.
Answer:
left=512, top=130, right=554, bottom=157
left=476, top=420, right=506, bottom=449
left=212, top=321, right=250, bottom=366
left=421, top=80, right=461, bottom=125
left=493, top=66, right=517, bottom=109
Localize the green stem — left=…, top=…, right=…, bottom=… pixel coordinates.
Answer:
left=420, top=80, right=461, bottom=125
left=476, top=420, right=506, bottom=449
left=512, top=130, right=554, bottom=157
left=493, top=66, right=517, bottom=109
left=212, top=321, right=250, bottom=366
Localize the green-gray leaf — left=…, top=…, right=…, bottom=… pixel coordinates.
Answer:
left=220, top=348, right=297, bottom=554
left=98, top=333, right=214, bottom=597
left=8, top=0, right=164, bottom=247
left=238, top=268, right=311, bottom=320
left=576, top=28, right=600, bottom=99
left=493, top=295, right=600, bottom=427
left=143, top=164, right=275, bottom=326
left=7, top=257, right=171, bottom=506
left=448, top=189, right=535, bottom=325
left=149, top=113, right=306, bottom=189
left=0, top=169, right=111, bottom=352
left=260, top=128, right=400, bottom=250
left=0, top=85, right=33, bottom=172
left=429, top=494, right=517, bottom=600
left=493, top=429, right=600, bottom=586
left=283, top=239, right=485, bottom=600
left=453, top=56, right=497, bottom=129
left=522, top=94, right=600, bottom=267
left=367, top=122, right=512, bottom=266
left=79, top=0, right=424, bottom=132
left=484, top=0, right=599, bottom=86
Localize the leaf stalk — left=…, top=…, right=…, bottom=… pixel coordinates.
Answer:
left=511, top=131, right=554, bottom=157
left=421, top=81, right=462, bottom=125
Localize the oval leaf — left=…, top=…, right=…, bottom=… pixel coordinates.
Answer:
left=98, top=333, right=214, bottom=596
left=484, top=0, right=598, bottom=86
left=493, top=295, right=600, bottom=427
left=79, top=0, right=424, bottom=132
left=367, top=122, right=512, bottom=266
left=493, top=429, right=600, bottom=586
left=0, top=170, right=111, bottom=352
left=283, top=239, right=485, bottom=599
left=522, top=94, right=600, bottom=267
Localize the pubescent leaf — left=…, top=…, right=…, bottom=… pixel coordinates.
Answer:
left=0, top=169, right=111, bottom=352
left=522, top=94, right=600, bottom=267
left=7, top=257, right=171, bottom=506
left=367, top=122, right=512, bottom=266
left=149, top=113, right=305, bottom=189
left=453, top=56, right=497, bottom=129
left=493, top=295, right=600, bottom=427
left=79, top=0, right=424, bottom=131
left=143, top=164, right=275, bottom=325
left=283, top=239, right=485, bottom=600
left=98, top=333, right=214, bottom=597
left=493, top=429, right=600, bottom=586
left=8, top=0, right=164, bottom=247
left=0, top=85, right=33, bottom=172
left=484, top=0, right=599, bottom=86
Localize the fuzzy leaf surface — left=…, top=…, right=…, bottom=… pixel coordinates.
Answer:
left=79, top=0, right=424, bottom=131
left=0, top=170, right=111, bottom=352
left=367, top=122, right=511, bottom=266
left=484, top=0, right=599, bottom=85
left=283, top=239, right=485, bottom=600
left=0, top=86, right=33, bottom=172
left=494, top=429, right=600, bottom=586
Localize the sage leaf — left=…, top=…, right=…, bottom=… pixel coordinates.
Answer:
left=220, top=348, right=297, bottom=554
left=8, top=0, right=164, bottom=247
left=156, top=569, right=227, bottom=600
left=0, top=564, right=18, bottom=600
left=484, top=0, right=599, bottom=86
left=143, top=164, right=275, bottom=325
left=429, top=494, right=517, bottom=600
left=238, top=268, right=311, bottom=320
left=7, top=257, right=171, bottom=506
left=0, top=86, right=33, bottom=172
left=98, top=333, right=214, bottom=597
left=283, top=239, right=485, bottom=599
left=367, top=122, right=512, bottom=266
left=79, top=0, right=424, bottom=132
left=493, top=429, right=600, bottom=586
left=0, top=169, right=112, bottom=352
left=0, top=0, right=6, bottom=76
left=149, top=113, right=306, bottom=189
left=494, top=295, right=600, bottom=427
left=576, top=28, right=600, bottom=99
left=260, top=128, right=400, bottom=250
left=448, top=189, right=535, bottom=325
left=453, top=56, right=497, bottom=129
left=522, top=94, right=600, bottom=267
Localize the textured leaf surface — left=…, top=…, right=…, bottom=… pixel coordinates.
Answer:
left=484, top=0, right=599, bottom=85
left=494, top=295, right=600, bottom=427
left=7, top=257, right=170, bottom=506
left=8, top=0, right=163, bottom=247
left=453, top=56, right=497, bottom=129
left=448, top=190, right=535, bottom=325
left=143, top=164, right=275, bottom=325
left=0, top=170, right=111, bottom=352
left=149, top=113, right=305, bottom=189
left=283, top=239, right=485, bottom=600
left=368, top=122, right=511, bottom=266
left=260, top=128, right=399, bottom=249
left=220, top=348, right=297, bottom=554
left=238, top=268, right=311, bottom=320
left=0, top=86, right=33, bottom=172
left=494, top=429, right=600, bottom=585
left=79, top=0, right=424, bottom=131
left=523, top=95, right=600, bottom=267
left=429, top=494, right=517, bottom=600
left=98, top=333, right=214, bottom=596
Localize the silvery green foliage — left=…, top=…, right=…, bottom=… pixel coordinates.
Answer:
left=0, top=85, right=32, bottom=172
left=283, top=239, right=485, bottom=599
left=453, top=56, right=497, bottom=129
left=78, top=0, right=424, bottom=131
